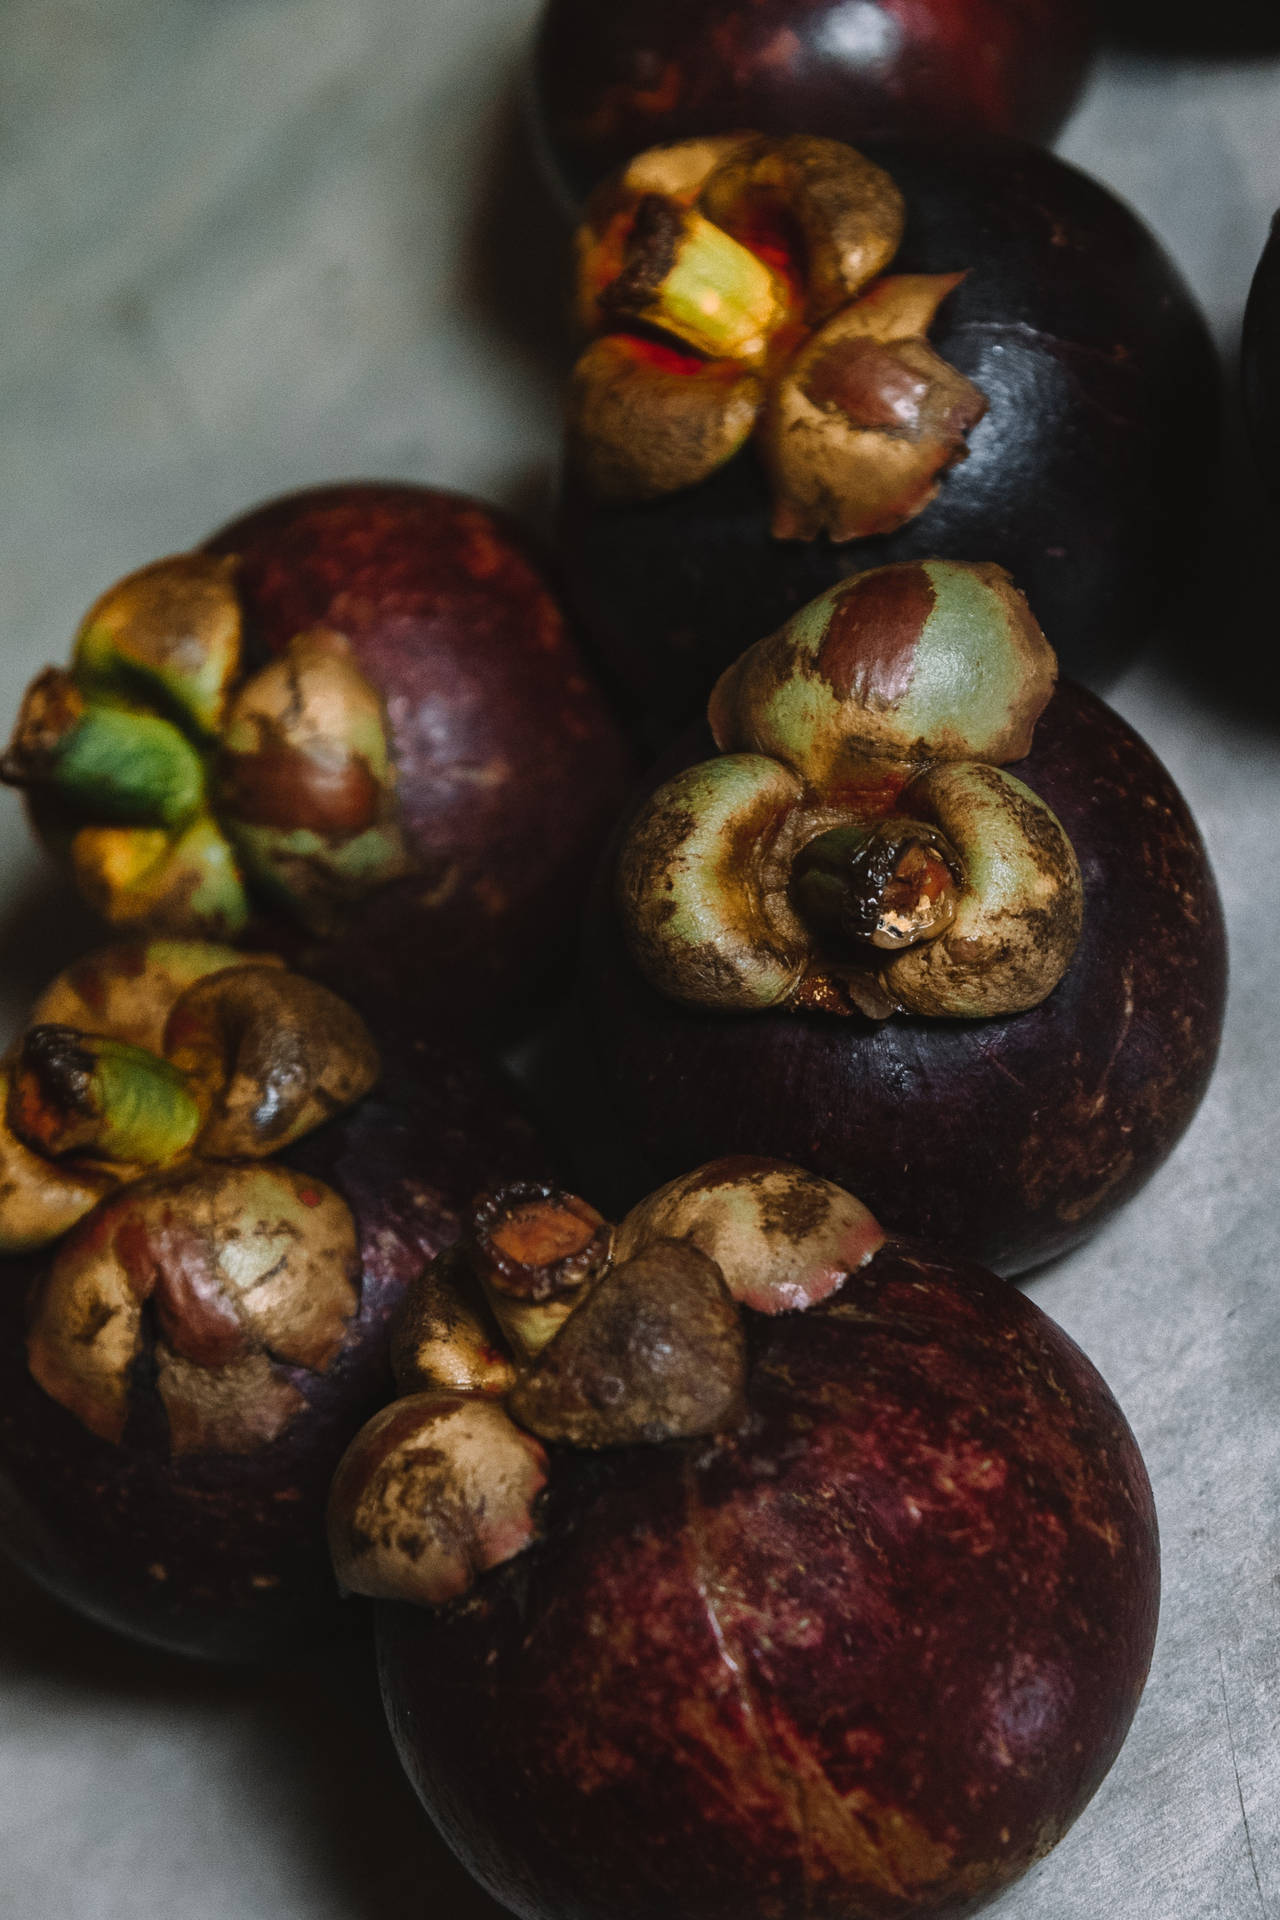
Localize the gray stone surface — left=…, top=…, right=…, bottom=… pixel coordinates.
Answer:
left=1, top=5, right=1278, bottom=1915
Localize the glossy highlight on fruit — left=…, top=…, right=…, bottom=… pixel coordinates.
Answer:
left=559, top=133, right=1219, bottom=743
left=0, top=942, right=550, bottom=1661
left=531, top=0, right=1097, bottom=208
left=359, top=1160, right=1158, bottom=1920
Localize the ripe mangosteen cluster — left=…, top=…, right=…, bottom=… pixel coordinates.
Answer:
left=0, top=9, right=1245, bottom=1920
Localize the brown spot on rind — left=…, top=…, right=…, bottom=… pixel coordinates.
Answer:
left=819, top=564, right=937, bottom=709
left=222, top=741, right=382, bottom=837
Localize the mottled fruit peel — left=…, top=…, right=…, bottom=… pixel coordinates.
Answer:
left=621, top=560, right=1080, bottom=1020
left=367, top=1152, right=1159, bottom=1920
left=569, top=134, right=981, bottom=535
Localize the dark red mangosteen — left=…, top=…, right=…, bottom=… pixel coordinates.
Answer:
left=0, top=940, right=551, bottom=1662
left=557, top=132, right=1218, bottom=745
left=530, top=0, right=1097, bottom=208
left=0, top=483, right=632, bottom=1033
left=571, top=560, right=1226, bottom=1275
left=1243, top=211, right=1280, bottom=489
left=329, top=1161, right=1159, bottom=1920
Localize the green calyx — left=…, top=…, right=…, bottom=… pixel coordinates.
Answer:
left=709, top=558, right=1057, bottom=792
left=21, top=688, right=208, bottom=829
left=1, top=559, right=405, bottom=941
left=619, top=562, right=1083, bottom=1022
left=9, top=1026, right=203, bottom=1167
left=72, top=553, right=243, bottom=740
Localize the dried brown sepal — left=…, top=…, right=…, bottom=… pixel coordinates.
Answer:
left=763, top=279, right=987, bottom=541
left=568, top=335, right=763, bottom=504
left=471, top=1183, right=613, bottom=1361
left=876, top=763, right=1084, bottom=1018
left=163, top=964, right=379, bottom=1158
left=697, top=135, right=906, bottom=324
left=390, top=1246, right=518, bottom=1399
left=613, top=1157, right=886, bottom=1315
left=508, top=1239, right=746, bottom=1449
left=28, top=941, right=280, bottom=1056
left=27, top=1163, right=359, bottom=1451
left=0, top=668, right=85, bottom=784
left=327, top=1391, right=549, bottom=1606
left=617, top=754, right=829, bottom=1012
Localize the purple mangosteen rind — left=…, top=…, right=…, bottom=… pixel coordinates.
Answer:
left=0, top=483, right=632, bottom=1028
left=366, top=1189, right=1157, bottom=1920
left=0, top=943, right=553, bottom=1661
left=579, top=671, right=1225, bottom=1275
left=530, top=0, right=1099, bottom=210
left=559, top=134, right=1219, bottom=743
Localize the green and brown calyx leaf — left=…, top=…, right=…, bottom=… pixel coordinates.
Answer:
left=327, top=1159, right=886, bottom=1608
left=1, top=559, right=407, bottom=942
left=619, top=560, right=1082, bottom=1021
left=0, top=942, right=378, bottom=1257
left=569, top=133, right=983, bottom=533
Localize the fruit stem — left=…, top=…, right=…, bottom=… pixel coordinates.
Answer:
left=792, top=819, right=960, bottom=954
left=602, top=194, right=788, bottom=365
left=9, top=1025, right=203, bottom=1166
left=470, top=1184, right=613, bottom=1361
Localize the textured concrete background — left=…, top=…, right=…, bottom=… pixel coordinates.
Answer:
left=1, top=3, right=1279, bottom=1915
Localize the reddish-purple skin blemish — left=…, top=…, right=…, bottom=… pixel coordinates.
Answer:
left=379, top=1238, right=1157, bottom=1920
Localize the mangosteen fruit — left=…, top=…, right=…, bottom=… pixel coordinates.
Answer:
left=1, top=483, right=632, bottom=1031
left=530, top=0, right=1097, bottom=209
left=331, top=1160, right=1159, bottom=1920
left=0, top=940, right=549, bottom=1661
left=558, top=131, right=1218, bottom=743
left=573, top=559, right=1226, bottom=1274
